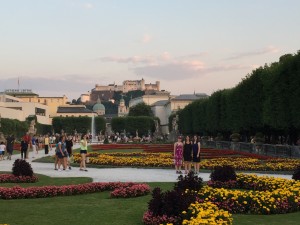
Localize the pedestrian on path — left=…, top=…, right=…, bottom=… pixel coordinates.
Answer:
left=183, top=135, right=192, bottom=174
left=0, top=142, right=6, bottom=161
left=80, top=134, right=88, bottom=171
left=174, top=136, right=183, bottom=174
left=6, top=134, right=15, bottom=160
left=192, top=135, right=201, bottom=174
left=44, top=135, right=49, bottom=155
left=20, top=137, right=28, bottom=159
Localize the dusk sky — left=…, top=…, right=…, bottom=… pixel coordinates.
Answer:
left=1, top=0, right=299, bottom=100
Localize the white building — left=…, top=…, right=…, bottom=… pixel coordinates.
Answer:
left=0, top=94, right=51, bottom=125
left=150, top=93, right=209, bottom=134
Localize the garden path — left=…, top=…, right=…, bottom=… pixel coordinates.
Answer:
left=0, top=143, right=292, bottom=182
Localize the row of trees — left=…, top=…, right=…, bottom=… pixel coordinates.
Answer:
left=0, top=117, right=52, bottom=138
left=52, top=117, right=106, bottom=135
left=178, top=51, right=300, bottom=144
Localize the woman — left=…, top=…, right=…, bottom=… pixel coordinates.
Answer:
left=55, top=136, right=66, bottom=171
left=192, top=135, right=201, bottom=174
left=183, top=135, right=192, bottom=174
left=80, top=134, right=88, bottom=171
left=173, top=136, right=183, bottom=174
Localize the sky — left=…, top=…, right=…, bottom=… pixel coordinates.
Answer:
left=0, top=0, right=300, bottom=101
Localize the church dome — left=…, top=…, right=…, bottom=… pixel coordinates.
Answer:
left=93, top=97, right=105, bottom=112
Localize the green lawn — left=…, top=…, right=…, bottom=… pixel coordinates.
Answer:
left=1, top=174, right=300, bottom=225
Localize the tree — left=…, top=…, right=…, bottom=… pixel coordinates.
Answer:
left=128, top=103, right=153, bottom=117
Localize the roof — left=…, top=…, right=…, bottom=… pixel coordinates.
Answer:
left=151, top=100, right=169, bottom=107
left=57, top=106, right=93, bottom=114
left=173, top=94, right=208, bottom=101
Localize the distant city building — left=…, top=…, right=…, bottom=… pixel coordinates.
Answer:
left=56, top=105, right=96, bottom=117
left=0, top=93, right=50, bottom=125
left=118, top=97, right=128, bottom=117
left=4, top=89, right=68, bottom=118
left=92, top=97, right=105, bottom=115
left=93, top=78, right=160, bottom=93
left=80, top=93, right=90, bottom=103
left=129, top=91, right=171, bottom=108
left=169, top=93, right=208, bottom=112
left=150, top=93, right=209, bottom=134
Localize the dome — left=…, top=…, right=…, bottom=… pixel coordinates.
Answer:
left=93, top=97, right=105, bottom=112
left=120, top=98, right=125, bottom=103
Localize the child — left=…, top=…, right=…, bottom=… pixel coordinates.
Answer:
left=0, top=142, right=6, bottom=161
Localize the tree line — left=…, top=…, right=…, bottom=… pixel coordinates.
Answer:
left=177, top=51, right=300, bottom=144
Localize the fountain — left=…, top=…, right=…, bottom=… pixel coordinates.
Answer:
left=91, top=114, right=97, bottom=143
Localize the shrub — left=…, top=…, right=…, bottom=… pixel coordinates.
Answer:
left=174, top=171, right=203, bottom=192
left=210, top=165, right=237, bottom=182
left=12, top=159, right=34, bottom=177
left=292, top=164, right=300, bottom=181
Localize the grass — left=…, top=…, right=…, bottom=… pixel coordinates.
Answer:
left=1, top=174, right=300, bottom=225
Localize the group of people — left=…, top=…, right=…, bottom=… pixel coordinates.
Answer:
left=53, top=133, right=88, bottom=172
left=174, top=135, right=201, bottom=174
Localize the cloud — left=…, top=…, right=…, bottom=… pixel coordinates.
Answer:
left=98, top=52, right=250, bottom=80
left=133, top=62, right=250, bottom=80
left=141, top=34, right=152, bottom=43
left=0, top=75, right=105, bottom=100
left=226, top=46, right=279, bottom=60
left=82, top=3, right=94, bottom=9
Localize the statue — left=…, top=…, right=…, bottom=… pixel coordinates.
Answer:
left=136, top=129, right=139, bottom=138
left=172, top=115, right=178, bottom=132
left=155, top=120, right=160, bottom=133
left=28, top=120, right=37, bottom=135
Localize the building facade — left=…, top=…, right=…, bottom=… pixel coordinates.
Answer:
left=0, top=94, right=50, bottom=125
left=4, top=89, right=68, bottom=118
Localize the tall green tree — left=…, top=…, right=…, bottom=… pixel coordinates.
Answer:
left=128, top=103, right=153, bottom=117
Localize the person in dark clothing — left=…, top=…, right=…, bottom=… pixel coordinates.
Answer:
left=20, top=137, right=28, bottom=159
left=183, top=135, right=192, bottom=174
left=65, top=135, right=74, bottom=170
left=6, top=134, right=15, bottom=160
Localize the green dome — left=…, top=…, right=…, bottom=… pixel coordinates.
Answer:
left=120, top=98, right=125, bottom=103
left=93, top=97, right=105, bottom=112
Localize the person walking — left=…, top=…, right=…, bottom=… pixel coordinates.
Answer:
left=183, top=135, right=192, bottom=174
left=20, top=137, right=28, bottom=159
left=0, top=142, right=6, bottom=161
left=31, top=135, right=38, bottom=158
left=44, top=135, right=49, bottom=155
left=174, top=136, right=183, bottom=174
left=79, top=134, right=88, bottom=171
left=55, top=136, right=66, bottom=171
left=23, top=133, right=31, bottom=159
left=192, top=135, right=201, bottom=174
left=65, top=135, right=73, bottom=170
left=6, top=134, right=15, bottom=160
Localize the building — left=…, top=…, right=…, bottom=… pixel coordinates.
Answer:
left=0, top=94, right=50, bottom=125
left=118, top=97, right=128, bottom=117
left=92, top=78, right=160, bottom=94
left=129, top=91, right=171, bottom=108
left=169, top=93, right=208, bottom=112
left=56, top=105, right=96, bottom=117
left=4, top=89, right=68, bottom=118
left=150, top=100, right=171, bottom=134
left=92, top=97, right=105, bottom=116
left=150, top=93, right=209, bottom=134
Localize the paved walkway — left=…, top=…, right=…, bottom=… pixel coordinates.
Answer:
left=0, top=144, right=293, bottom=182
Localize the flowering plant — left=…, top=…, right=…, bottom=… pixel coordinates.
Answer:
left=0, top=174, right=38, bottom=183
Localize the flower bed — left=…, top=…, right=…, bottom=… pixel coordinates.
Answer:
left=199, top=174, right=300, bottom=214
left=111, top=184, right=151, bottom=198
left=0, top=182, right=150, bottom=200
left=0, top=174, right=38, bottom=183
left=181, top=202, right=233, bottom=225
left=73, top=152, right=300, bottom=171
